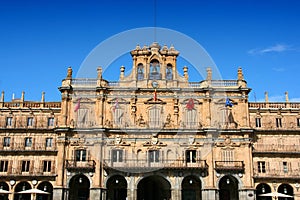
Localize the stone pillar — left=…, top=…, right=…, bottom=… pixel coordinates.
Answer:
left=202, top=189, right=218, bottom=200
left=239, top=189, right=255, bottom=200
left=90, top=188, right=102, bottom=199
left=171, top=188, right=180, bottom=200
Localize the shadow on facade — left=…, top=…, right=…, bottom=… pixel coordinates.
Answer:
left=137, top=175, right=171, bottom=200
left=69, top=174, right=90, bottom=200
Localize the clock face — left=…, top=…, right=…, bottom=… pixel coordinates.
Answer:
left=152, top=81, right=158, bottom=88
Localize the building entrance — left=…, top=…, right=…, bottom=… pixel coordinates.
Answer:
left=137, top=175, right=171, bottom=200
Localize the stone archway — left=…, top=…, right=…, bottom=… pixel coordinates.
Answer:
left=256, top=183, right=272, bottom=200
left=69, top=174, right=90, bottom=200
left=219, top=175, right=239, bottom=200
left=0, top=182, right=9, bottom=200
left=106, top=175, right=127, bottom=200
left=278, top=184, right=294, bottom=200
left=14, top=182, right=31, bottom=200
left=137, top=175, right=171, bottom=200
left=37, top=181, right=53, bottom=200
left=182, top=175, right=202, bottom=200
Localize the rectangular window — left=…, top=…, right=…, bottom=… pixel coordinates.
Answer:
left=48, top=117, right=54, bottom=127
left=222, top=150, right=234, bottom=161
left=112, top=149, right=123, bottom=162
left=43, top=161, right=52, bottom=172
left=25, top=137, right=32, bottom=147
left=6, top=117, right=12, bottom=126
left=3, top=137, right=10, bottom=147
left=149, top=150, right=159, bottom=163
left=45, top=138, right=53, bottom=147
left=186, top=150, right=196, bottom=163
left=75, top=149, right=87, bottom=161
left=255, top=118, right=261, bottom=127
left=149, top=106, right=161, bottom=128
left=22, top=161, right=30, bottom=172
left=258, top=161, right=266, bottom=173
left=283, top=161, right=288, bottom=173
left=0, top=160, right=8, bottom=172
left=276, top=118, right=282, bottom=128
left=27, top=117, right=33, bottom=126
left=297, top=118, right=300, bottom=127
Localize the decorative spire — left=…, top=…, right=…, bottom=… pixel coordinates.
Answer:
left=41, top=91, right=45, bottom=102
left=264, top=92, right=269, bottom=103
left=97, top=66, right=103, bottom=80
left=237, top=67, right=244, bottom=80
left=120, top=66, right=125, bottom=79
left=0, top=91, right=4, bottom=102
left=21, top=91, right=25, bottom=101
left=285, top=91, right=289, bottom=102
left=66, top=66, right=72, bottom=80
left=206, top=67, right=212, bottom=81
left=183, top=66, right=188, bottom=81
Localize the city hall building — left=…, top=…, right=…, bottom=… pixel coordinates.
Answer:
left=0, top=42, right=299, bottom=200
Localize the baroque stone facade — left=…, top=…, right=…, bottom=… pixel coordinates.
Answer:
left=0, top=42, right=299, bottom=200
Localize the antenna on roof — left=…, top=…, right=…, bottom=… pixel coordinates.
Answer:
left=254, top=92, right=257, bottom=102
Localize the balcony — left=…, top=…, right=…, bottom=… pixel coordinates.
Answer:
left=253, top=144, right=300, bottom=154
left=214, top=161, right=244, bottom=171
left=253, top=168, right=300, bottom=179
left=104, top=159, right=208, bottom=171
left=66, top=160, right=96, bottom=172
left=0, top=143, right=57, bottom=154
left=0, top=168, right=56, bottom=178
left=249, top=102, right=300, bottom=109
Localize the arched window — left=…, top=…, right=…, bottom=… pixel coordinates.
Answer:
left=166, top=64, right=173, bottom=80
left=137, top=63, right=144, bottom=80
left=149, top=59, right=161, bottom=80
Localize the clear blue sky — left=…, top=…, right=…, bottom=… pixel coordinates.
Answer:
left=0, top=0, right=299, bottom=102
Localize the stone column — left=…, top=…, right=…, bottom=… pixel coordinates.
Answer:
left=202, top=188, right=218, bottom=200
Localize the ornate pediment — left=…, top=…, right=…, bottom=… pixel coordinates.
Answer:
left=143, top=136, right=166, bottom=147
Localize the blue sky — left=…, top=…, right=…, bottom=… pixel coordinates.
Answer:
left=0, top=0, right=300, bottom=102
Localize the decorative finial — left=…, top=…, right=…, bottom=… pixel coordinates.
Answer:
left=285, top=91, right=289, bottom=102
left=66, top=66, right=72, bottom=80
left=21, top=91, right=25, bottom=101
left=264, top=92, right=269, bottom=103
left=206, top=67, right=212, bottom=81
left=120, top=66, right=125, bottom=79
left=41, top=91, right=45, bottom=102
left=238, top=67, right=244, bottom=80
left=183, top=66, right=188, bottom=80
left=97, top=66, right=103, bottom=80
left=0, top=91, right=4, bottom=102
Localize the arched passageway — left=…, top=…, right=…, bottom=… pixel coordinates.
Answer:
left=256, top=183, right=272, bottom=200
left=106, top=175, right=127, bottom=200
left=137, top=175, right=171, bottom=200
left=278, top=184, right=294, bottom=200
left=37, top=181, right=53, bottom=200
left=0, top=182, right=9, bottom=200
left=219, top=175, right=239, bottom=200
left=14, top=182, right=31, bottom=200
left=182, top=175, right=202, bottom=200
left=69, top=174, right=90, bottom=200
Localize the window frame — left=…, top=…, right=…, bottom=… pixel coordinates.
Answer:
left=21, top=160, right=30, bottom=172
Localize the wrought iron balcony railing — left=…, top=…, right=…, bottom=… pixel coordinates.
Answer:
left=0, top=143, right=57, bottom=152
left=215, top=161, right=244, bottom=171
left=253, top=144, right=300, bottom=154
left=0, top=167, right=56, bottom=177
left=66, top=160, right=96, bottom=171
left=253, top=168, right=300, bottom=179
left=104, top=159, right=208, bottom=169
